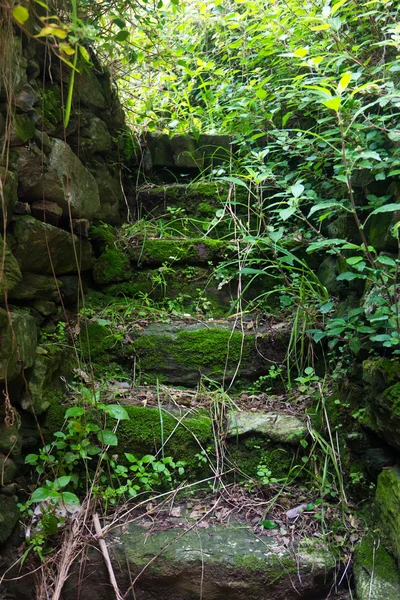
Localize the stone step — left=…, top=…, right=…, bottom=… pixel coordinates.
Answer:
left=62, top=516, right=337, bottom=600
left=128, top=237, right=232, bottom=267
left=120, top=318, right=289, bottom=387
left=134, top=181, right=249, bottom=218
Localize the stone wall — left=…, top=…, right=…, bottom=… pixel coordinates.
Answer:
left=0, top=24, right=126, bottom=543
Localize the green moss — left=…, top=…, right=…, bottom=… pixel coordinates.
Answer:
left=363, top=358, right=399, bottom=390
left=355, top=534, right=400, bottom=585
left=129, top=238, right=229, bottom=266
left=382, top=382, right=400, bottom=416
left=132, top=328, right=252, bottom=378
left=227, top=435, right=297, bottom=480
left=42, top=400, right=66, bottom=441
left=13, top=114, right=35, bottom=143
left=115, top=405, right=212, bottom=472
left=93, top=248, right=131, bottom=284
left=90, top=223, right=116, bottom=256
left=79, top=322, right=116, bottom=359
left=234, top=554, right=298, bottom=583
left=41, top=87, right=63, bottom=125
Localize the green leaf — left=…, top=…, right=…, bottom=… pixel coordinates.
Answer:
left=42, top=513, right=59, bottom=534
left=114, top=30, right=130, bottom=42
left=349, top=338, right=361, bottom=355
left=12, top=5, right=29, bottom=24
left=219, top=176, right=248, bottom=188
left=290, top=183, right=304, bottom=198
left=322, top=97, right=341, bottom=112
left=346, top=256, right=364, bottom=265
left=261, top=519, right=278, bottom=529
left=320, top=301, right=334, bottom=314
left=377, top=256, right=396, bottom=267
left=98, top=430, right=118, bottom=446
left=256, top=88, right=267, bottom=100
left=31, top=487, right=52, bottom=502
left=65, top=407, right=84, bottom=418
left=104, top=405, right=130, bottom=421
left=60, top=492, right=80, bottom=505
left=308, top=201, right=344, bottom=217
left=25, top=453, right=38, bottom=465
left=337, top=72, right=351, bottom=94
left=293, top=47, right=308, bottom=58
left=369, top=204, right=400, bottom=216
left=79, top=46, right=91, bottom=63
left=331, top=0, right=348, bottom=14
left=336, top=272, right=365, bottom=281
left=279, top=206, right=296, bottom=221
left=125, top=453, right=137, bottom=463
left=55, top=476, right=71, bottom=489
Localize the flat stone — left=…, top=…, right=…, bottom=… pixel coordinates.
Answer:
left=90, top=160, right=123, bottom=225
left=63, top=519, right=336, bottom=600
left=29, top=138, right=100, bottom=220
left=129, top=237, right=231, bottom=266
left=227, top=411, right=306, bottom=445
left=170, top=134, right=204, bottom=169
left=71, top=218, right=90, bottom=238
left=11, top=216, right=94, bottom=275
left=15, top=144, right=46, bottom=196
left=9, top=272, right=62, bottom=301
left=30, top=199, right=63, bottom=226
left=126, top=320, right=289, bottom=386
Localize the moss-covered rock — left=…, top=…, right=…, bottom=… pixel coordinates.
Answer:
left=228, top=435, right=298, bottom=480
left=354, top=534, right=400, bottom=600
left=0, top=308, right=37, bottom=381
left=375, top=467, right=400, bottom=561
left=21, top=344, right=71, bottom=415
left=93, top=248, right=131, bottom=284
left=116, top=405, right=212, bottom=470
left=129, top=238, right=231, bottom=266
left=29, top=139, right=100, bottom=220
left=0, top=167, right=18, bottom=225
left=0, top=236, right=22, bottom=301
left=136, top=181, right=247, bottom=218
left=10, top=113, right=35, bottom=145
left=0, top=495, right=20, bottom=544
left=226, top=411, right=306, bottom=445
left=78, top=321, right=117, bottom=360
left=11, top=216, right=94, bottom=275
left=125, top=321, right=288, bottom=386
left=89, top=222, right=116, bottom=256
left=9, top=272, right=62, bottom=301
left=63, top=519, right=335, bottom=600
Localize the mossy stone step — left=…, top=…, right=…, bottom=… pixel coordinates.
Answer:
left=135, top=181, right=248, bottom=218
left=123, top=320, right=289, bottom=386
left=63, top=518, right=336, bottom=600
left=128, top=237, right=231, bottom=266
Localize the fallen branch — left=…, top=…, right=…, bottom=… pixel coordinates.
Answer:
left=93, top=513, right=124, bottom=600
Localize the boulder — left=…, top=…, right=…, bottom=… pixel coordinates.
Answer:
left=30, top=199, right=63, bottom=226
left=63, top=519, right=336, bottom=600
left=0, top=454, right=18, bottom=484
left=0, top=167, right=18, bottom=224
left=375, top=467, right=400, bottom=562
left=9, top=272, right=62, bottom=301
left=9, top=113, right=35, bottom=146
left=0, top=308, right=38, bottom=381
left=0, top=236, right=22, bottom=300
left=21, top=345, right=68, bottom=415
left=354, top=534, right=400, bottom=600
left=85, top=117, right=112, bottom=153
left=93, top=248, right=131, bottom=284
left=126, top=320, right=289, bottom=386
left=170, top=134, right=203, bottom=169
left=90, top=160, right=123, bottom=225
left=15, top=144, right=46, bottom=196
left=145, top=132, right=175, bottom=167
left=11, top=216, right=94, bottom=275
left=29, top=139, right=100, bottom=220
left=198, top=134, right=233, bottom=167
left=0, top=35, right=27, bottom=101
left=0, top=495, right=19, bottom=544
left=226, top=411, right=307, bottom=445
left=14, top=84, right=37, bottom=111
left=73, top=69, right=107, bottom=111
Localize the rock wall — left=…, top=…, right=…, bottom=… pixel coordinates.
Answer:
left=0, top=23, right=126, bottom=542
